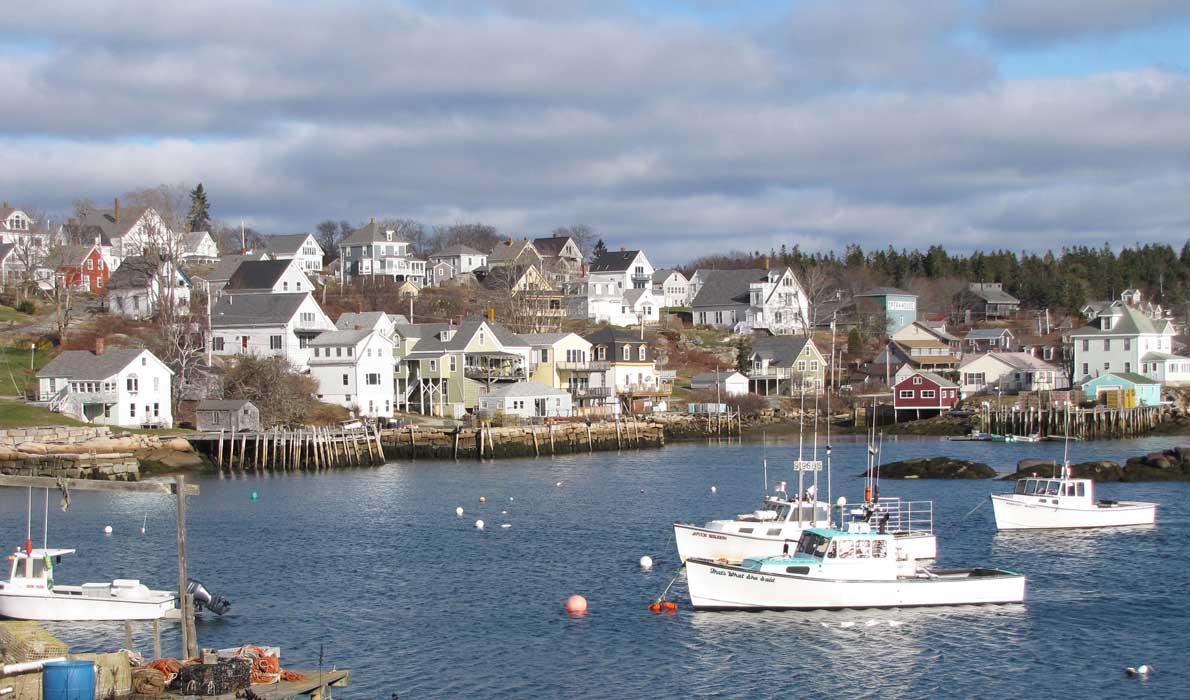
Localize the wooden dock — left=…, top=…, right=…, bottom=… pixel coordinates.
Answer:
left=186, top=426, right=385, bottom=473
left=131, top=668, right=350, bottom=700
left=982, top=404, right=1167, bottom=440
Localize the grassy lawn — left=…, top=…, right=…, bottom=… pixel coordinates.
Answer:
left=0, top=399, right=86, bottom=427
left=0, top=305, right=28, bottom=323
left=0, top=342, right=52, bottom=397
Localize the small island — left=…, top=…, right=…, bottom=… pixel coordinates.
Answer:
left=864, top=457, right=995, bottom=480
left=1001, top=447, right=1190, bottom=482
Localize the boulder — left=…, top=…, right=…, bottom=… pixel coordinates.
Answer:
left=863, top=457, right=995, bottom=480
left=1001, top=459, right=1123, bottom=482
left=165, top=438, right=193, bottom=453
left=15, top=442, right=48, bottom=455
left=1121, top=447, right=1190, bottom=481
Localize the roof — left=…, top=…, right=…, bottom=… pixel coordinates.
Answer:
left=106, top=255, right=169, bottom=290
left=210, top=293, right=310, bottom=327
left=856, top=287, right=914, bottom=297
left=624, top=288, right=647, bottom=305
left=965, top=328, right=1014, bottom=340
left=402, top=319, right=528, bottom=354
left=652, top=269, right=685, bottom=283
left=750, top=336, right=813, bottom=367
left=431, top=244, right=484, bottom=258
left=518, top=332, right=572, bottom=346
left=588, top=249, right=641, bottom=273
left=584, top=326, right=647, bottom=347
left=966, top=285, right=1020, bottom=304
left=46, top=244, right=98, bottom=267
left=900, top=370, right=958, bottom=388
left=310, top=329, right=374, bottom=346
left=689, top=269, right=768, bottom=308
left=481, top=381, right=569, bottom=399
left=336, top=311, right=391, bottom=331
left=72, top=205, right=151, bottom=241
left=0, top=243, right=13, bottom=260
left=339, top=221, right=409, bottom=247
left=182, top=231, right=214, bottom=252
left=1071, top=304, right=1172, bottom=337
left=692, top=371, right=747, bottom=383
left=209, top=253, right=269, bottom=283
left=264, top=233, right=315, bottom=256
left=488, top=239, right=539, bottom=264
left=531, top=235, right=578, bottom=258
left=38, top=348, right=151, bottom=380
left=224, top=259, right=295, bottom=291
left=960, top=352, right=1060, bottom=371
left=1082, top=372, right=1159, bottom=386
left=1141, top=351, right=1188, bottom=362
left=197, top=400, right=254, bottom=411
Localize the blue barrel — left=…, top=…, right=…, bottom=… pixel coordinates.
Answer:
left=42, top=659, right=95, bottom=700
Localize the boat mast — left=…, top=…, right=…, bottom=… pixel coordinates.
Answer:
left=812, top=390, right=820, bottom=514
left=826, top=314, right=836, bottom=517
left=43, top=489, right=49, bottom=549
left=797, top=382, right=806, bottom=525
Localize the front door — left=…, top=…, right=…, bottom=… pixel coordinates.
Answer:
left=535, top=398, right=547, bottom=417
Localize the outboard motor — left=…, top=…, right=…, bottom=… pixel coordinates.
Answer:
left=186, top=578, right=232, bottom=615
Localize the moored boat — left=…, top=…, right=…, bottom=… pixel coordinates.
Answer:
left=685, top=526, right=1025, bottom=611
left=991, top=472, right=1157, bottom=530
left=0, top=547, right=176, bottom=621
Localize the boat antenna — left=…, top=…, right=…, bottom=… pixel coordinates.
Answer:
left=43, top=488, right=49, bottom=549
left=763, top=457, right=769, bottom=494
left=875, top=430, right=884, bottom=503
left=812, top=389, right=820, bottom=513
left=1062, top=402, right=1071, bottom=480
left=826, top=317, right=835, bottom=523
left=26, top=487, right=32, bottom=552
left=797, top=381, right=805, bottom=461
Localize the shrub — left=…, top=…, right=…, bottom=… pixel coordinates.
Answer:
left=15, top=300, right=35, bottom=314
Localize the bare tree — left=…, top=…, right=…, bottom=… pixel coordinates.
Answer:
left=476, top=265, right=563, bottom=333
left=38, top=245, right=79, bottom=343
left=430, top=222, right=501, bottom=254
left=378, top=218, right=428, bottom=256
left=551, top=224, right=598, bottom=257
left=7, top=208, right=50, bottom=302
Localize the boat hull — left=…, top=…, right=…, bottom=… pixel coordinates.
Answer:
left=674, top=524, right=936, bottom=563
left=990, top=495, right=1157, bottom=530
left=685, top=559, right=1026, bottom=610
left=0, top=586, right=176, bottom=621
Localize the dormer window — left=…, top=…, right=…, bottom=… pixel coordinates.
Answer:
left=386, top=231, right=393, bottom=241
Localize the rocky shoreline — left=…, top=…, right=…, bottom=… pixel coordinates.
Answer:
left=862, top=457, right=995, bottom=479
left=1002, top=446, right=1190, bottom=482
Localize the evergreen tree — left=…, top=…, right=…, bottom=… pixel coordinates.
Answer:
left=187, top=183, right=212, bottom=232
left=591, top=238, right=607, bottom=261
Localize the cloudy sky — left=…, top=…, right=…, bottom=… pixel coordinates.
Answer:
left=4, top=1, right=1190, bottom=264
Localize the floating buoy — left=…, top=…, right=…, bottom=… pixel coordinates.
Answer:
left=661, top=601, right=678, bottom=611
left=888, top=620, right=904, bottom=628
left=103, top=526, right=113, bottom=535
left=640, top=488, right=645, bottom=493
left=555, top=481, right=562, bottom=487
left=479, top=496, right=486, bottom=503
left=509, top=497, right=514, bottom=501
left=250, top=491, right=259, bottom=501
left=500, top=523, right=511, bottom=529
left=648, top=602, right=662, bottom=612
left=475, top=519, right=485, bottom=530
left=1126, top=665, right=1154, bottom=677
left=565, top=594, right=588, bottom=614
left=639, top=555, right=653, bottom=570
left=455, top=507, right=464, bottom=517
left=501, top=510, right=508, bottom=515
left=710, top=485, right=717, bottom=494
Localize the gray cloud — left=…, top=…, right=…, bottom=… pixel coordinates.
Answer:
left=981, top=0, right=1190, bottom=45
left=0, top=1, right=1188, bottom=266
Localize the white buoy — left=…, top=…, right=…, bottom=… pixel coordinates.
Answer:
left=103, top=525, right=113, bottom=535
left=455, top=506, right=464, bottom=517
left=639, top=555, right=653, bottom=570
left=475, top=519, right=485, bottom=530
left=500, top=523, right=511, bottom=529
left=1126, top=664, right=1154, bottom=677
left=555, top=481, right=562, bottom=487
left=509, top=497, right=514, bottom=501
left=710, top=485, right=717, bottom=494
left=501, top=510, right=508, bottom=515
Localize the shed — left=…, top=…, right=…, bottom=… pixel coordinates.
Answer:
left=196, top=399, right=261, bottom=432
left=478, top=381, right=572, bottom=418
left=893, top=370, right=960, bottom=418
left=1080, top=372, right=1161, bottom=408
left=690, top=371, right=749, bottom=397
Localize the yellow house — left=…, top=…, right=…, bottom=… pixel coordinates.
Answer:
left=521, top=332, right=595, bottom=391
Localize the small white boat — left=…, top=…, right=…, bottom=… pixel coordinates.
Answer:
left=685, top=525, right=1026, bottom=610
left=674, top=486, right=832, bottom=564
left=0, top=548, right=176, bottom=621
left=991, top=472, right=1157, bottom=530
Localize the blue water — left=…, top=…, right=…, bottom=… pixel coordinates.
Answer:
left=2, top=435, right=1188, bottom=698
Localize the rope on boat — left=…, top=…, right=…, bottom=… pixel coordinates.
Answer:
left=649, top=566, right=683, bottom=612
left=950, top=499, right=986, bottom=528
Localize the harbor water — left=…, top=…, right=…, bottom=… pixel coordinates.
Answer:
left=2, top=436, right=1188, bottom=698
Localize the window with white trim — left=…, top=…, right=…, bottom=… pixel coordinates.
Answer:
left=898, top=390, right=913, bottom=399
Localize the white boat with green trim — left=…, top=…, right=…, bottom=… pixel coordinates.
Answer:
left=0, top=547, right=175, bottom=621
left=685, top=524, right=1025, bottom=610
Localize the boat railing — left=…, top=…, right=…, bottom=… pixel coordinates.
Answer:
left=875, top=498, right=934, bottom=534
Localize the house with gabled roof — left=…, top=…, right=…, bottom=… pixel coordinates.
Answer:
left=478, top=380, right=573, bottom=418
left=964, top=327, right=1015, bottom=353
left=309, top=327, right=395, bottom=418
left=691, top=267, right=810, bottom=335
left=893, top=320, right=960, bottom=353
left=581, top=327, right=667, bottom=415
left=487, top=238, right=543, bottom=271
left=0, top=202, right=44, bottom=258
left=959, top=352, right=1068, bottom=398
left=106, top=254, right=192, bottom=319
left=37, top=340, right=173, bottom=428
left=746, top=335, right=825, bottom=395
left=39, top=243, right=108, bottom=294
left=223, top=258, right=313, bottom=295
left=338, top=220, right=427, bottom=285
left=180, top=231, right=219, bottom=264
left=573, top=249, right=655, bottom=326
left=855, top=287, right=917, bottom=336
left=652, top=269, right=691, bottom=308
left=0, top=243, right=17, bottom=287
left=192, top=252, right=270, bottom=298
left=957, top=282, right=1020, bottom=321
left=265, top=233, right=324, bottom=275
left=429, top=244, right=487, bottom=275
left=521, top=332, right=594, bottom=391
left=60, top=199, right=180, bottom=269
left=531, top=234, right=584, bottom=285
left=1071, top=303, right=1184, bottom=384
left=209, top=292, right=335, bottom=369
left=893, top=370, right=959, bottom=419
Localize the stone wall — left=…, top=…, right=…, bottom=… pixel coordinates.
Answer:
left=0, top=452, right=140, bottom=480
left=0, top=425, right=111, bottom=447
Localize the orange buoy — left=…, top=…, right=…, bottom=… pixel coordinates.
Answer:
left=662, top=601, right=678, bottom=611
left=565, top=594, right=588, bottom=614
left=648, top=602, right=662, bottom=612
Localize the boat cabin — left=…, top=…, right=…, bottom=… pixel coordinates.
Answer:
left=1013, top=478, right=1092, bottom=503
left=743, top=527, right=900, bottom=581
left=5, top=548, right=73, bottom=591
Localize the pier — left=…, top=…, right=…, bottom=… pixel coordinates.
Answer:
left=981, top=404, right=1168, bottom=440
left=186, top=425, right=386, bottom=473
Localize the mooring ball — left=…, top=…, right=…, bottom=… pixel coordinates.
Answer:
left=565, top=594, right=588, bottom=614
left=103, top=525, right=113, bottom=535
left=475, top=519, right=485, bottom=530
left=455, top=506, right=464, bottom=517
left=640, top=555, right=653, bottom=570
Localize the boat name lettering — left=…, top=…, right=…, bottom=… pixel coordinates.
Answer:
left=692, top=531, right=727, bottom=540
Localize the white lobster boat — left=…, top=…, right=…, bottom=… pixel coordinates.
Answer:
left=686, top=525, right=1025, bottom=610
left=991, top=472, right=1157, bottom=530
left=674, top=488, right=832, bottom=564
left=0, top=548, right=176, bottom=621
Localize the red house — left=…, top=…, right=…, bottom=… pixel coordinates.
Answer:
left=893, top=370, right=959, bottom=419
left=47, top=243, right=108, bottom=294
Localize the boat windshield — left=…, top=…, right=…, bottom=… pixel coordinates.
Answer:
left=774, top=504, right=792, bottom=521
left=1015, top=480, right=1028, bottom=494
left=796, top=532, right=831, bottom=558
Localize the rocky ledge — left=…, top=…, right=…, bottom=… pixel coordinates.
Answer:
left=862, top=457, right=995, bottom=480
left=1002, top=447, right=1190, bottom=482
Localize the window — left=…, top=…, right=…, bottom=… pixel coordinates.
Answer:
left=1082, top=363, right=1088, bottom=376
left=921, top=390, right=936, bottom=399
left=429, top=359, right=437, bottom=371
left=153, top=377, right=159, bottom=391
left=300, top=312, right=315, bottom=325
left=342, top=373, right=349, bottom=386
left=270, top=335, right=282, bottom=350
left=540, top=349, right=549, bottom=363
left=1103, top=362, right=1110, bottom=371
left=366, top=373, right=381, bottom=385
left=86, top=259, right=93, bottom=270
left=622, top=345, right=630, bottom=361
left=449, top=355, right=457, bottom=372
left=153, top=403, right=159, bottom=417
left=1124, top=362, right=1131, bottom=373
left=1124, top=338, right=1131, bottom=351
left=797, top=360, right=806, bottom=372
left=335, top=347, right=342, bottom=357
left=912, top=376, right=922, bottom=385
left=1082, top=339, right=1089, bottom=351
left=213, top=337, right=224, bottom=351
left=899, top=390, right=913, bottom=399
left=637, top=345, right=646, bottom=361
left=1103, top=339, right=1110, bottom=351
left=347, top=346, right=353, bottom=357
left=282, top=281, right=289, bottom=291
left=127, top=376, right=139, bottom=392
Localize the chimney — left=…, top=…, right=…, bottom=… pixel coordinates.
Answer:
left=113, top=198, right=120, bottom=224
left=1, top=200, right=7, bottom=208
left=94, top=337, right=105, bottom=356
left=354, top=324, right=361, bottom=330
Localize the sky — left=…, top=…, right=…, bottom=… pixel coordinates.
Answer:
left=3, top=0, right=1190, bottom=265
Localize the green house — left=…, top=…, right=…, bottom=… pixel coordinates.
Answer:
left=1080, top=372, right=1161, bottom=407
